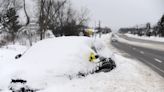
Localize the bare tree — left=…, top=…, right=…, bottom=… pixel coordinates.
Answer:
left=50, top=1, right=89, bottom=36
left=38, top=0, right=67, bottom=40
left=77, top=8, right=90, bottom=26
left=37, top=0, right=90, bottom=39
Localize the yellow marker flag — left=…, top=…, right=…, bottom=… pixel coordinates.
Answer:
left=89, top=52, right=96, bottom=62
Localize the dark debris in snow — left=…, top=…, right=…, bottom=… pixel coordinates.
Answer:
left=9, top=79, right=39, bottom=92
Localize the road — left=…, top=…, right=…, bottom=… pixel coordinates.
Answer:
left=111, top=35, right=164, bottom=77
left=118, top=34, right=164, bottom=45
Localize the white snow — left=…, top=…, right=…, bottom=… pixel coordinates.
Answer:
left=0, top=34, right=164, bottom=92
left=0, top=37, right=101, bottom=90
left=0, top=45, right=27, bottom=63
left=41, top=54, right=164, bottom=92
left=125, top=33, right=164, bottom=42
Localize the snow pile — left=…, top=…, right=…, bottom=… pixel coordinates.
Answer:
left=0, top=37, right=101, bottom=90
left=125, top=33, right=164, bottom=42
left=41, top=54, right=164, bottom=92
left=92, top=34, right=113, bottom=57
left=0, top=45, right=27, bottom=63
left=0, top=45, right=27, bottom=89
left=115, top=34, right=164, bottom=51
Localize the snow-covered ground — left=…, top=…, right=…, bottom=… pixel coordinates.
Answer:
left=41, top=54, right=164, bottom=92
left=125, top=33, right=164, bottom=42
left=115, top=34, right=164, bottom=51
left=0, top=34, right=164, bottom=92
left=0, top=45, right=27, bottom=63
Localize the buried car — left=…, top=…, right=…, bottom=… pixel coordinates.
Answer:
left=0, top=36, right=116, bottom=92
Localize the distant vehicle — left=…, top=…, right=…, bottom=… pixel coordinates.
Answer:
left=111, top=37, right=118, bottom=42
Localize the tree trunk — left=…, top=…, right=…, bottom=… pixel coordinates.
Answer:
left=23, top=0, right=30, bottom=26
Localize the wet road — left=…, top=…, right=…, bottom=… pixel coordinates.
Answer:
left=112, top=35, right=164, bottom=77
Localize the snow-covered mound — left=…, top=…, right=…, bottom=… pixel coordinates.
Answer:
left=125, top=33, right=164, bottom=42
left=0, top=36, right=105, bottom=90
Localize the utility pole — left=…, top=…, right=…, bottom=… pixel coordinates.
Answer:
left=98, top=20, right=102, bottom=38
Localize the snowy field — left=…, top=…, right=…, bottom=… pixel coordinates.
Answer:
left=0, top=34, right=164, bottom=92
left=125, top=33, right=164, bottom=42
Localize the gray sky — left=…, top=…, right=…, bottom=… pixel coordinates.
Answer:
left=71, top=0, right=164, bottom=30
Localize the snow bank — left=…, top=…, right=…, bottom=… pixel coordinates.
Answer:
left=0, top=36, right=102, bottom=90
left=40, top=54, right=164, bottom=92
left=92, top=34, right=113, bottom=57
left=0, top=45, right=27, bottom=63
left=115, top=34, right=164, bottom=51
left=38, top=34, right=164, bottom=92
left=125, top=33, right=164, bottom=42
left=0, top=45, right=27, bottom=90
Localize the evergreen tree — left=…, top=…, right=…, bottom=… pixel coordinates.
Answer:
left=158, top=15, right=164, bottom=37
left=4, top=8, right=21, bottom=42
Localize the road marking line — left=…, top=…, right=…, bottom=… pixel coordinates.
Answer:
left=140, top=51, right=144, bottom=54
left=154, top=58, right=163, bottom=63
left=148, top=62, right=164, bottom=73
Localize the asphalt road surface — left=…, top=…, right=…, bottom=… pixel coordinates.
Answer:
left=112, top=35, right=164, bottom=77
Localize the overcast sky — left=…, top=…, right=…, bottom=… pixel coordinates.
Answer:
left=71, top=0, right=164, bottom=30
